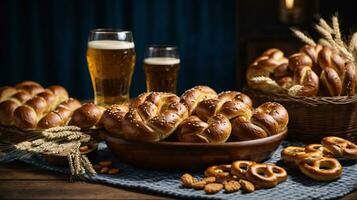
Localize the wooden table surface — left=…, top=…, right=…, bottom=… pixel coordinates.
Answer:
left=0, top=162, right=356, bottom=200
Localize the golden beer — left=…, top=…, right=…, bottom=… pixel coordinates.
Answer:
left=144, top=57, right=180, bottom=93
left=86, top=40, right=136, bottom=105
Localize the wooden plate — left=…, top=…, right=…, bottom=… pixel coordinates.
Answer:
left=104, top=129, right=287, bottom=170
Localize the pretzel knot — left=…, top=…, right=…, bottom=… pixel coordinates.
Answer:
left=246, top=164, right=287, bottom=188
left=204, top=164, right=232, bottom=183
left=321, top=136, right=357, bottom=160
left=176, top=91, right=253, bottom=143
left=231, top=160, right=256, bottom=180
left=298, top=157, right=342, bottom=181
left=281, top=146, right=323, bottom=168
left=246, top=49, right=289, bottom=93
left=287, top=53, right=319, bottom=97
left=232, top=102, right=289, bottom=141
left=121, top=92, right=188, bottom=142
left=305, top=144, right=334, bottom=158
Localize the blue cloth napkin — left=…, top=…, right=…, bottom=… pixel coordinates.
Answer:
left=3, top=142, right=357, bottom=200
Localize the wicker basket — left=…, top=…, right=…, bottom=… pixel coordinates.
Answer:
left=244, top=87, right=357, bottom=143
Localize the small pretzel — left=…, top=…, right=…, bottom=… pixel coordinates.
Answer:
left=298, top=157, right=342, bottom=181
left=246, top=163, right=287, bottom=188
left=231, top=160, right=256, bottom=179
left=204, top=164, right=232, bottom=183
left=321, top=136, right=357, bottom=160
left=305, top=144, right=334, bottom=158
left=281, top=146, right=322, bottom=167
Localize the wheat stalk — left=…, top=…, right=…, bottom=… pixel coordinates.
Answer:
left=319, top=18, right=334, bottom=34
left=349, top=32, right=357, bottom=52
left=291, top=28, right=316, bottom=46
left=292, top=16, right=357, bottom=62
left=332, top=16, right=345, bottom=48
left=2, top=126, right=97, bottom=180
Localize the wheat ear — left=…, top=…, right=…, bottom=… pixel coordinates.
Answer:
left=290, top=28, right=316, bottom=46
left=332, top=16, right=345, bottom=48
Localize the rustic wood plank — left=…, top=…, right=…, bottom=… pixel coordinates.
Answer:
left=0, top=180, right=173, bottom=200
left=340, top=191, right=357, bottom=200
left=0, top=162, right=354, bottom=199
left=0, top=162, right=66, bottom=180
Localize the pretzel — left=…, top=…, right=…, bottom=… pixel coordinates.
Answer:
left=177, top=91, right=243, bottom=143
left=179, top=85, right=217, bottom=115
left=195, top=91, right=253, bottom=121
left=204, top=164, right=232, bottom=183
left=281, top=146, right=306, bottom=167
left=232, top=102, right=288, bottom=141
left=176, top=91, right=252, bottom=143
left=246, top=48, right=289, bottom=93
left=298, top=157, right=342, bottom=181
left=281, top=146, right=323, bottom=167
left=246, top=163, right=287, bottom=188
left=121, top=92, right=188, bottom=142
left=101, top=104, right=129, bottom=138
left=231, top=160, right=256, bottom=179
left=305, top=144, right=334, bottom=158
left=176, top=114, right=231, bottom=143
left=321, top=136, right=357, bottom=159
left=287, top=53, right=319, bottom=97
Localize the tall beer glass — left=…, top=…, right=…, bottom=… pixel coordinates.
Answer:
left=144, top=45, right=180, bottom=93
left=86, top=29, right=136, bottom=105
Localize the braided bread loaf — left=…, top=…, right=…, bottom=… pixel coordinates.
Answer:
left=37, top=98, right=82, bottom=129
left=13, top=86, right=69, bottom=129
left=176, top=91, right=253, bottom=143
left=121, top=92, right=188, bottom=142
left=0, top=81, right=45, bottom=126
left=232, top=102, right=288, bottom=141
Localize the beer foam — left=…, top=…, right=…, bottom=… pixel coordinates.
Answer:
left=144, top=57, right=180, bottom=65
left=88, top=40, right=134, bottom=49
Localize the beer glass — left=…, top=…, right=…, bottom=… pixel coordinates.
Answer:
left=86, top=29, right=136, bottom=105
left=144, top=45, right=180, bottom=93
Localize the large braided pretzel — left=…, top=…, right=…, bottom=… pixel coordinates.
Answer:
left=231, top=102, right=288, bottom=141
left=176, top=91, right=253, bottom=143
left=246, top=49, right=289, bottom=93
left=287, top=53, right=319, bottom=96
left=121, top=92, right=188, bottom=142
left=179, top=85, right=217, bottom=115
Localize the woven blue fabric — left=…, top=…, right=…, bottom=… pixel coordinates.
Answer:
left=4, top=142, right=357, bottom=200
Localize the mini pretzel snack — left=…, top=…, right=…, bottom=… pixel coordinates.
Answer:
left=181, top=160, right=287, bottom=194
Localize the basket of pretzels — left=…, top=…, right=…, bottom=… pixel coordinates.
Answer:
left=244, top=16, right=357, bottom=143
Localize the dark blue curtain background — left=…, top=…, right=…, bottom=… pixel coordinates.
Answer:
left=0, top=0, right=237, bottom=100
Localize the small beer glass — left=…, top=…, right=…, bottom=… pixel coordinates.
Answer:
left=143, top=45, right=180, bottom=93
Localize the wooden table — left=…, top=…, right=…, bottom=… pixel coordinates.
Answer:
left=0, top=162, right=356, bottom=200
